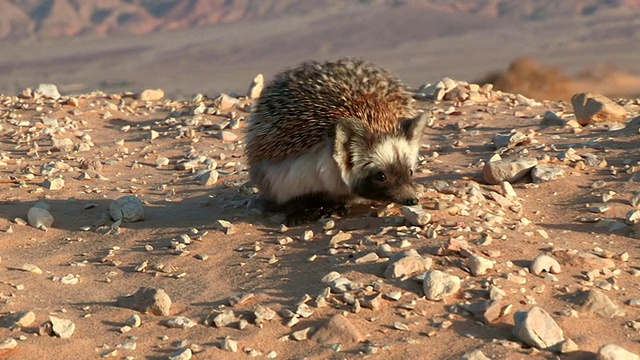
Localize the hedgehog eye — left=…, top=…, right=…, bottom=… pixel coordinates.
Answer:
left=409, top=169, right=414, bottom=176
left=374, top=171, right=387, bottom=182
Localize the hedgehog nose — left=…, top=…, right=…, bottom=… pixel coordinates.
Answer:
left=405, top=198, right=418, bottom=206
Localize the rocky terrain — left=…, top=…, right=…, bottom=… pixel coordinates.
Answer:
left=0, top=74, right=639, bottom=360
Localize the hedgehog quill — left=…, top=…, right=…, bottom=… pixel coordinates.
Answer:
left=245, top=58, right=429, bottom=225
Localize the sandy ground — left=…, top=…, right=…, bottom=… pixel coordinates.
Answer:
left=0, top=82, right=639, bottom=360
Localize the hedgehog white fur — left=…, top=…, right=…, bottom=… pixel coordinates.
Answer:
left=245, top=58, right=428, bottom=225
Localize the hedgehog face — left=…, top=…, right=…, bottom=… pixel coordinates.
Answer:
left=354, top=161, right=418, bottom=205
left=333, top=112, right=429, bottom=205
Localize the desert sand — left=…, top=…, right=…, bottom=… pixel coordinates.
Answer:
left=0, top=75, right=639, bottom=360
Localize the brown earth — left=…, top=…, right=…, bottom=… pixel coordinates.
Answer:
left=0, top=78, right=639, bottom=359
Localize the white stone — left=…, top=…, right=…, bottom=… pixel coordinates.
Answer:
left=42, top=177, right=65, bottom=190
left=49, top=316, right=75, bottom=339
left=530, top=254, right=561, bottom=276
left=597, top=344, right=639, bottom=360
left=27, top=206, right=54, bottom=230
left=247, top=74, right=264, bottom=99
left=0, top=338, right=17, bottom=350
left=466, top=254, right=494, bottom=276
left=402, top=205, right=431, bottom=226
left=35, top=83, right=61, bottom=100
left=422, top=270, right=461, bottom=301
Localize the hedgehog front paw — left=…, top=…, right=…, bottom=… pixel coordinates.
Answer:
left=284, top=204, right=347, bottom=226
left=284, top=208, right=323, bottom=227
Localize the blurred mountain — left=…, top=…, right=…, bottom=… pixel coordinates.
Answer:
left=2, top=0, right=640, bottom=40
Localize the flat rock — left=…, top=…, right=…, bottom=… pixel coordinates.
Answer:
left=492, top=131, right=527, bottom=149
left=531, top=164, right=564, bottom=183
left=164, top=316, right=196, bottom=328
left=217, top=130, right=238, bottom=142
left=109, top=195, right=144, bottom=222
left=312, top=314, right=364, bottom=344
left=513, top=306, right=565, bottom=350
left=483, top=157, right=538, bottom=185
left=597, top=344, right=640, bottom=360
left=117, top=287, right=171, bottom=316
left=578, top=289, right=624, bottom=318
left=552, top=250, right=615, bottom=269
left=571, top=92, right=627, bottom=125
left=384, top=250, right=432, bottom=280
left=402, top=205, right=431, bottom=226
left=422, top=270, right=461, bottom=301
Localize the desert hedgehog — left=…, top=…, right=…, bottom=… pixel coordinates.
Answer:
left=245, top=58, right=428, bottom=225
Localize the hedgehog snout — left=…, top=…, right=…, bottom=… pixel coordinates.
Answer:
left=393, top=185, right=419, bottom=206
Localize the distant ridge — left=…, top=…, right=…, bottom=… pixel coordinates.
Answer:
left=2, top=0, right=640, bottom=40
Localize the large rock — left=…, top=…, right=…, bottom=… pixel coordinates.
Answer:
left=110, top=195, right=144, bottom=222
left=513, top=306, right=565, bottom=350
left=530, top=254, right=561, bottom=276
left=571, top=92, right=627, bottom=126
left=312, top=314, right=364, bottom=344
left=578, top=289, right=624, bottom=318
left=422, top=270, right=461, bottom=301
left=483, top=157, right=538, bottom=185
left=117, top=287, right=172, bottom=316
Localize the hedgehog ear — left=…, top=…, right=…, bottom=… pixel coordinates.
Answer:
left=401, top=111, right=430, bottom=146
left=334, top=117, right=366, bottom=169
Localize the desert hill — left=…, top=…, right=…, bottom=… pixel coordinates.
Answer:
left=1, top=0, right=640, bottom=101
left=2, top=0, right=640, bottom=40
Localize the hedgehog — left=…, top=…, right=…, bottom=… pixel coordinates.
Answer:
left=245, top=58, right=429, bottom=225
